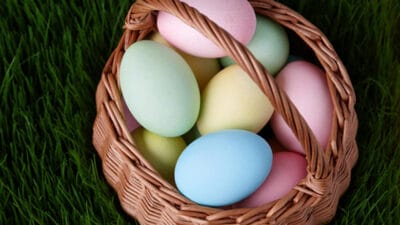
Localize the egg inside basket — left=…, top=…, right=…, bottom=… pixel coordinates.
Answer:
left=92, top=0, right=358, bottom=224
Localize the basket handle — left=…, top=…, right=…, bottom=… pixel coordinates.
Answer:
left=124, top=0, right=330, bottom=180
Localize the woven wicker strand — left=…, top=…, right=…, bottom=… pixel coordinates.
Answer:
left=92, top=0, right=358, bottom=224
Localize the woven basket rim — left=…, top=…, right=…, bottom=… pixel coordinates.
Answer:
left=92, top=0, right=359, bottom=224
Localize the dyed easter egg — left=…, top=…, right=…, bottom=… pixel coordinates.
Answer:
left=234, top=151, right=307, bottom=208
left=132, top=127, right=186, bottom=184
left=270, top=60, right=333, bottom=154
left=157, top=0, right=256, bottom=58
left=221, top=15, right=289, bottom=75
left=120, top=40, right=200, bottom=137
left=150, top=32, right=220, bottom=89
left=175, top=129, right=273, bottom=207
left=197, top=65, right=274, bottom=135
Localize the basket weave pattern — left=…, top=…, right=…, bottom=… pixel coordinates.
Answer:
left=92, top=0, right=358, bottom=224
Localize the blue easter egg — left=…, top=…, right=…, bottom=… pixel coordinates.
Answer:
left=174, top=129, right=273, bottom=207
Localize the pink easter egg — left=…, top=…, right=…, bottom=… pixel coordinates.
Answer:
left=270, top=60, right=333, bottom=155
left=234, top=151, right=307, bottom=208
left=122, top=97, right=140, bottom=132
left=157, top=0, right=256, bottom=58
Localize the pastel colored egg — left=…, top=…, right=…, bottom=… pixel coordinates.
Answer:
left=122, top=96, right=140, bottom=132
left=234, top=151, right=307, bottom=208
left=197, top=64, right=274, bottom=135
left=175, top=129, right=273, bottom=207
left=221, top=15, right=289, bottom=75
left=132, top=127, right=186, bottom=184
left=270, top=60, right=333, bottom=154
left=150, top=32, right=220, bottom=89
left=120, top=40, right=200, bottom=137
left=157, top=0, right=256, bottom=58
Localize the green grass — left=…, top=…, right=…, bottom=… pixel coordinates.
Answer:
left=1, top=0, right=399, bottom=224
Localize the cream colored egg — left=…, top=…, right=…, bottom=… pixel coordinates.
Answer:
left=197, top=65, right=274, bottom=135
left=132, top=127, right=186, bottom=184
left=150, top=32, right=220, bottom=89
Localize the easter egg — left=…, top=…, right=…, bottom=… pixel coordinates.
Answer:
left=157, top=0, right=256, bottom=58
left=132, top=127, right=186, bottom=184
left=197, top=65, right=274, bottom=135
left=120, top=40, right=200, bottom=137
left=150, top=32, right=220, bottom=89
left=122, top=96, right=140, bottom=132
left=220, top=15, right=289, bottom=75
left=270, top=60, right=333, bottom=154
left=175, top=129, right=273, bottom=207
left=234, top=151, right=307, bottom=208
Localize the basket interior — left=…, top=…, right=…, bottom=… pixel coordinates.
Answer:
left=92, top=0, right=359, bottom=224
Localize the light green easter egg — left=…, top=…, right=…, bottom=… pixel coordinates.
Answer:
left=132, top=127, right=186, bottom=184
left=197, top=65, right=274, bottom=135
left=120, top=40, right=200, bottom=137
left=220, top=15, right=289, bottom=75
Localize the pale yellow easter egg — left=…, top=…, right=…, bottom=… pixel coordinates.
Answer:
left=197, top=64, right=274, bottom=135
left=150, top=32, right=220, bottom=89
left=132, top=127, right=186, bottom=184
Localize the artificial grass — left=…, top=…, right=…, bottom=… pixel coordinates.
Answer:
left=0, top=0, right=399, bottom=224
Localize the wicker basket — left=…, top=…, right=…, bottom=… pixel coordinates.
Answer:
left=92, top=0, right=358, bottom=224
